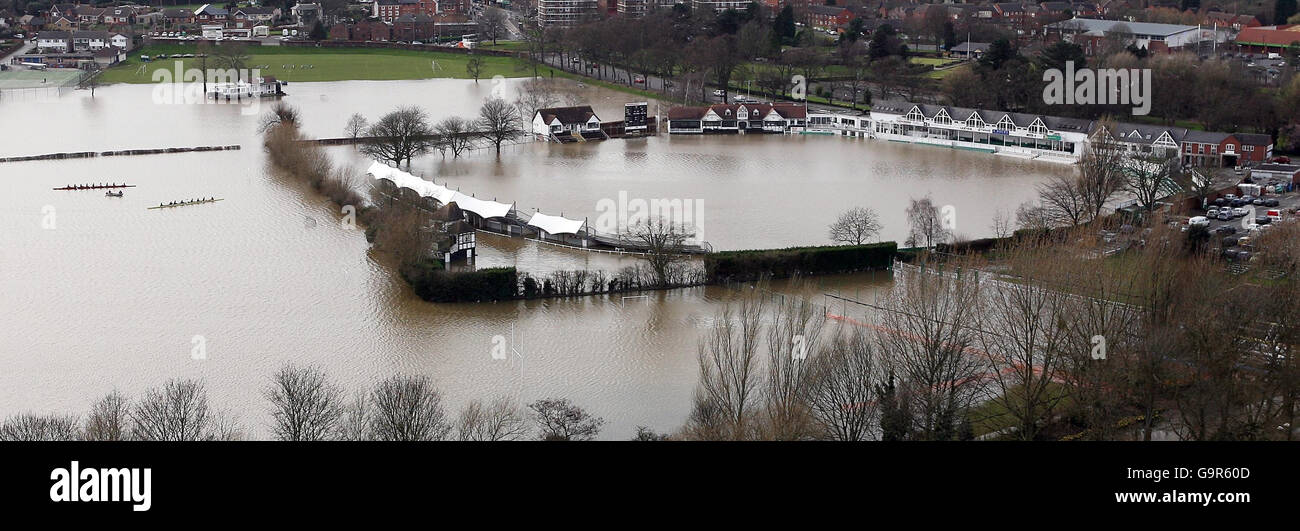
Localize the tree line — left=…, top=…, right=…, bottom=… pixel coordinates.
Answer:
left=0, top=367, right=609, bottom=441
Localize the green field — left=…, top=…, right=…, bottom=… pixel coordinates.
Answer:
left=477, top=40, right=529, bottom=52
left=99, top=44, right=536, bottom=84
left=0, top=69, right=82, bottom=90
left=909, top=56, right=962, bottom=67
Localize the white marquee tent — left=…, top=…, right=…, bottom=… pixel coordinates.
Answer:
left=366, top=160, right=513, bottom=220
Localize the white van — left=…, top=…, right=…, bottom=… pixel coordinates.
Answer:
left=1188, top=216, right=1210, bottom=227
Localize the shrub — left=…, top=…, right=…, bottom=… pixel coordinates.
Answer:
left=401, top=261, right=518, bottom=302
left=704, top=242, right=897, bottom=282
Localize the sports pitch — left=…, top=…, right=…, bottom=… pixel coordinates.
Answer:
left=0, top=69, right=82, bottom=90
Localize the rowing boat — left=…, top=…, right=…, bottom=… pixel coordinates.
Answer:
left=147, top=198, right=224, bottom=210
left=53, top=184, right=137, bottom=191
left=105, top=191, right=124, bottom=197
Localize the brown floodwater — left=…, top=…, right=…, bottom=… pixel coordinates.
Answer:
left=0, top=78, right=1069, bottom=438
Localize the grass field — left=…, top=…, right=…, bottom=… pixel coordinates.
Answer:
left=477, top=41, right=529, bottom=52
left=909, top=56, right=962, bottom=67
left=99, top=44, right=536, bottom=84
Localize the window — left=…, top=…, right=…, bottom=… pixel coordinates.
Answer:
left=932, top=109, right=952, bottom=125
left=905, top=107, right=925, bottom=122
left=995, top=115, right=1016, bottom=131
left=1028, top=118, right=1047, bottom=135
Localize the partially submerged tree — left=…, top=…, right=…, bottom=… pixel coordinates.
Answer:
left=828, top=206, right=883, bottom=245
left=344, top=113, right=368, bottom=139
left=435, top=116, right=476, bottom=158
left=904, top=196, right=951, bottom=248
left=625, top=216, right=694, bottom=287
left=360, top=106, right=435, bottom=168
left=476, top=97, right=524, bottom=155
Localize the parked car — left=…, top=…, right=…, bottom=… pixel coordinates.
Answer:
left=1214, top=197, right=1227, bottom=207
left=1233, top=207, right=1249, bottom=217
left=1223, top=236, right=1239, bottom=247
left=1265, top=198, right=1280, bottom=207
left=634, top=75, right=645, bottom=84
left=712, top=89, right=727, bottom=97
left=1256, top=215, right=1272, bottom=225
left=571, top=57, right=580, bottom=64
left=1188, top=216, right=1210, bottom=227
left=1214, top=225, right=1237, bottom=235
left=1217, top=211, right=1232, bottom=221
left=1207, top=207, right=1219, bottom=218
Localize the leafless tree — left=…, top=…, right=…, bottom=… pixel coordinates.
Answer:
left=1037, top=173, right=1091, bottom=227
left=759, top=283, right=826, bottom=440
left=83, top=390, right=130, bottom=441
left=130, top=379, right=214, bottom=441
left=435, top=116, right=476, bottom=158
left=368, top=375, right=453, bottom=441
left=828, top=206, right=883, bottom=245
left=513, top=77, right=560, bottom=125
left=212, top=41, right=251, bottom=81
left=457, top=396, right=530, bottom=441
left=336, top=390, right=372, bottom=441
left=991, top=209, right=1013, bottom=239
left=876, top=258, right=986, bottom=440
left=1078, top=128, right=1125, bottom=220
left=480, top=8, right=507, bottom=45
left=345, top=113, right=368, bottom=139
left=359, top=106, right=435, bottom=168
left=904, top=196, right=951, bottom=248
left=979, top=251, right=1074, bottom=440
left=528, top=398, right=605, bottom=441
left=689, top=289, right=767, bottom=439
left=466, top=54, right=484, bottom=83
left=0, top=413, right=81, bottom=441
left=625, top=216, right=693, bottom=287
left=476, top=97, right=523, bottom=156
left=1015, top=201, right=1054, bottom=232
left=803, top=327, right=881, bottom=441
left=265, top=364, right=346, bottom=441
left=1123, top=153, right=1180, bottom=212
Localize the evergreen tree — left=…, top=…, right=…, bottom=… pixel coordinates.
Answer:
left=877, top=371, right=911, bottom=441
left=773, top=5, right=797, bottom=45
left=1277, top=0, right=1298, bottom=24
left=309, top=20, right=327, bottom=41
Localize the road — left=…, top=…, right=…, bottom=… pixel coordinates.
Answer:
left=1, top=39, right=35, bottom=65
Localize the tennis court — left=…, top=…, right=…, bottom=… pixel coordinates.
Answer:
left=0, top=69, right=82, bottom=90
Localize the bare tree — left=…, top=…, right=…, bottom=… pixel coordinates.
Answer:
left=480, top=8, right=507, bottom=45
left=466, top=54, right=484, bottom=83
left=83, top=390, right=130, bottom=441
left=1037, top=173, right=1091, bottom=227
left=435, top=116, right=476, bottom=158
left=368, top=375, right=452, bottom=441
left=265, top=364, right=345, bottom=441
left=876, top=258, right=986, bottom=440
left=1015, top=201, right=1054, bottom=232
left=477, top=97, right=523, bottom=155
left=344, top=113, right=368, bottom=139
left=828, top=206, right=883, bottom=245
left=804, top=328, right=881, bottom=441
left=1078, top=127, right=1125, bottom=220
left=625, top=216, right=693, bottom=287
left=1123, top=153, right=1180, bottom=212
left=991, top=209, right=1013, bottom=239
left=212, top=41, right=251, bottom=81
left=336, top=390, right=372, bottom=441
left=689, top=289, right=766, bottom=439
left=457, top=396, right=529, bottom=441
left=359, top=106, right=435, bottom=168
left=130, top=379, right=214, bottom=441
left=759, top=282, right=826, bottom=440
left=0, top=413, right=80, bottom=441
left=514, top=77, right=560, bottom=123
left=904, top=196, right=951, bottom=248
left=528, top=398, right=605, bottom=441
left=980, top=251, right=1074, bottom=440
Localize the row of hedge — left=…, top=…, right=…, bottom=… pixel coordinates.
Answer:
left=401, top=260, right=518, bottom=303
left=704, top=242, right=898, bottom=283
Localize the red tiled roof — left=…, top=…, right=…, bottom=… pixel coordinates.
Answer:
left=1236, top=25, right=1300, bottom=46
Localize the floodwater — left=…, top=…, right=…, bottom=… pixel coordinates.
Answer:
left=0, top=77, right=1070, bottom=439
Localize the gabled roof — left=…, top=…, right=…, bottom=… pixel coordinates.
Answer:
left=1233, top=133, right=1272, bottom=146
left=667, top=106, right=708, bottom=120
left=536, top=105, right=599, bottom=125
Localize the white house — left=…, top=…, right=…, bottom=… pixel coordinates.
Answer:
left=531, top=106, right=604, bottom=141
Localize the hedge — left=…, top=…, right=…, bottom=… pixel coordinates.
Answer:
left=401, top=260, right=518, bottom=302
left=704, top=242, right=898, bottom=282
